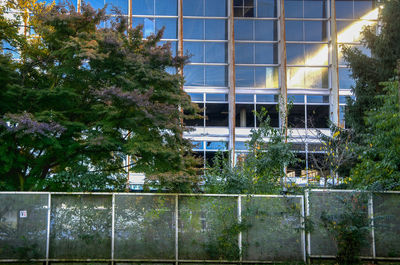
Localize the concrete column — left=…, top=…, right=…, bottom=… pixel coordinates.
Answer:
left=330, top=0, right=340, bottom=126
left=228, top=0, right=236, bottom=166
left=278, top=0, right=288, bottom=139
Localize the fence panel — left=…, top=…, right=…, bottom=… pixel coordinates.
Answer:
left=307, top=190, right=373, bottom=257
left=373, top=192, right=400, bottom=258
left=178, top=195, right=239, bottom=261
left=49, top=194, right=112, bottom=259
left=114, top=194, right=176, bottom=260
left=0, top=193, right=48, bottom=260
left=241, top=196, right=304, bottom=262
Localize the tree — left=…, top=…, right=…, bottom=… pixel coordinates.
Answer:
left=0, top=1, right=200, bottom=191
left=350, top=82, right=400, bottom=190
left=342, top=0, right=400, bottom=133
left=203, top=109, right=297, bottom=194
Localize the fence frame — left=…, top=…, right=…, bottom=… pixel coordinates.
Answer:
left=0, top=192, right=306, bottom=264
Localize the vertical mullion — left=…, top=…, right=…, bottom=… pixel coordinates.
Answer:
left=228, top=0, right=236, bottom=166
left=45, top=193, right=51, bottom=265
left=330, top=0, right=340, bottom=126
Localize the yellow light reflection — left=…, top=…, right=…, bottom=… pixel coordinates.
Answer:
left=283, top=8, right=379, bottom=89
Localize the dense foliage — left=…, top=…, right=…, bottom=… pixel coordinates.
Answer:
left=0, top=1, right=200, bottom=191
left=204, top=110, right=297, bottom=194
left=343, top=0, right=400, bottom=133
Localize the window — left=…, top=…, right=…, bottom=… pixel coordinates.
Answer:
left=234, top=0, right=255, bottom=17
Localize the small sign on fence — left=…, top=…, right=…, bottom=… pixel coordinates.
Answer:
left=19, top=210, right=27, bottom=218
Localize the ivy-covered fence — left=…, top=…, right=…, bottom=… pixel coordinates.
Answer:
left=0, top=191, right=399, bottom=264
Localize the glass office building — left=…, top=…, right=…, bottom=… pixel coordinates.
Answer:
left=5, top=0, right=378, bottom=186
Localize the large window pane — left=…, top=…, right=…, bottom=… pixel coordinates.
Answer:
left=144, top=18, right=155, bottom=37
left=255, top=67, right=279, bottom=88
left=236, top=104, right=255, bottom=127
left=156, top=18, right=177, bottom=39
left=155, top=0, right=177, bottom=15
left=256, top=104, right=279, bottom=127
left=235, top=43, right=254, bottom=64
left=255, top=43, right=278, bottom=64
left=105, top=0, right=128, bottom=15
left=285, top=0, right=303, bottom=18
left=305, top=21, right=327, bottom=41
left=205, top=19, right=227, bottom=40
left=205, top=0, right=227, bottom=17
left=184, top=42, right=204, bottom=63
left=234, top=19, right=253, bottom=40
left=184, top=103, right=204, bottom=127
left=305, top=44, right=328, bottom=65
left=339, top=67, right=355, bottom=89
left=183, top=0, right=203, bottom=16
left=236, top=66, right=254, bottom=87
left=183, top=19, right=204, bottom=39
left=132, top=0, right=153, bottom=15
left=206, top=103, right=229, bottom=126
left=354, top=0, right=374, bottom=18
left=205, top=42, right=227, bottom=63
left=287, top=67, right=305, bottom=88
left=285, top=21, right=303, bottom=41
left=205, top=66, right=227, bottom=87
left=307, top=105, right=330, bottom=128
left=336, top=0, right=353, bottom=19
left=184, top=65, right=204, bottom=86
left=255, top=20, right=276, bottom=40
left=257, top=0, right=277, bottom=17
left=287, top=44, right=305, bottom=65
left=288, top=105, right=305, bottom=128
left=304, top=0, right=327, bottom=18
left=305, top=67, right=328, bottom=88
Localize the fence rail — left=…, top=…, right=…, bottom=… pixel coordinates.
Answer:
left=0, top=190, right=399, bottom=264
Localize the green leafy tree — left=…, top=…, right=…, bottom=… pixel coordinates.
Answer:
left=0, top=2, right=200, bottom=191
left=204, top=109, right=297, bottom=194
left=342, top=0, right=400, bottom=133
left=350, top=82, right=400, bottom=190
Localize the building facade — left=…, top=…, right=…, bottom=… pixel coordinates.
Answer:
left=4, top=0, right=378, bottom=187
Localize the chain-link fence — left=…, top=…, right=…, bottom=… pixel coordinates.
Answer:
left=0, top=191, right=400, bottom=264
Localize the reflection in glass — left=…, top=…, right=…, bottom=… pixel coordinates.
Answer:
left=132, top=0, right=153, bottom=15
left=255, top=67, right=279, bottom=88
left=206, top=103, right=229, bottom=126
left=256, top=104, right=279, bottom=127
left=234, top=19, right=253, bottom=40
left=205, top=0, right=227, bottom=17
left=144, top=18, right=155, bottom=37
left=183, top=0, right=203, bottom=16
left=236, top=66, right=254, bottom=87
left=339, top=68, right=355, bottom=89
left=205, top=20, right=227, bottom=40
left=257, top=0, right=277, bottom=17
left=235, top=43, right=254, bottom=64
left=184, top=42, right=204, bottom=63
left=105, top=0, right=128, bottom=14
left=304, top=0, right=327, bottom=18
left=205, top=66, right=227, bottom=87
left=155, top=0, right=177, bottom=15
left=255, top=20, right=277, bottom=41
left=205, top=42, right=227, bottom=63
left=288, top=105, right=305, bottom=128
left=183, top=19, right=204, bottom=39
left=255, top=43, right=278, bottom=64
left=287, top=67, right=328, bottom=88
left=307, top=105, right=330, bottom=128
left=156, top=18, right=177, bottom=39
left=236, top=94, right=254, bottom=102
left=304, top=21, right=327, bottom=41
left=184, top=65, right=204, bottom=86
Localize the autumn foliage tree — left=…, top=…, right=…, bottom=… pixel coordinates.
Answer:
left=0, top=1, right=200, bottom=191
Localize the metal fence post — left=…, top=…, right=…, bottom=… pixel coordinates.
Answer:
left=175, top=194, right=179, bottom=265
left=369, top=193, right=376, bottom=260
left=305, top=190, right=311, bottom=264
left=46, top=193, right=51, bottom=265
left=111, top=194, right=115, bottom=264
left=238, top=195, right=242, bottom=262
